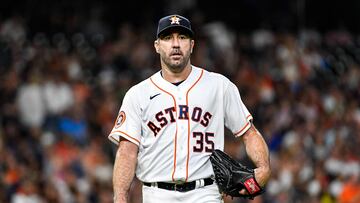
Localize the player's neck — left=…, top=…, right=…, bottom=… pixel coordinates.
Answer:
left=161, top=65, right=192, bottom=83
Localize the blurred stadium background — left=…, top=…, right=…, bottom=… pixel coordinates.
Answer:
left=0, top=0, right=359, bottom=203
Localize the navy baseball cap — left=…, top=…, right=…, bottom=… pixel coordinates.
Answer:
left=156, top=14, right=194, bottom=38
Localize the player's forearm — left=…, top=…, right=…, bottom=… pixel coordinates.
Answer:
left=113, top=140, right=138, bottom=203
left=242, top=124, right=271, bottom=187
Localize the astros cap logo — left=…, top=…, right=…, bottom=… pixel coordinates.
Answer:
left=157, top=14, right=194, bottom=39
left=170, top=15, right=181, bottom=25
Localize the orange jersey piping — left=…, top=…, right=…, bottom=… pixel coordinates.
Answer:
left=150, top=77, right=178, bottom=182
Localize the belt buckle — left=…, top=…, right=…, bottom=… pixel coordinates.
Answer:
left=174, top=183, right=185, bottom=192
left=173, top=180, right=186, bottom=192
left=174, top=183, right=182, bottom=192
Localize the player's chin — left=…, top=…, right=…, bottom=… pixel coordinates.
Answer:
left=170, top=58, right=184, bottom=66
left=169, top=63, right=186, bottom=73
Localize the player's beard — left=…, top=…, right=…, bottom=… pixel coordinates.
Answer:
left=161, top=48, right=191, bottom=73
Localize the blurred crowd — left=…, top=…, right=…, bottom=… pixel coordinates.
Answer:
left=0, top=11, right=359, bottom=203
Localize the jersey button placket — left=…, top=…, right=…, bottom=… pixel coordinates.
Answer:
left=175, top=89, right=187, bottom=181
left=179, top=126, right=184, bottom=153
left=177, top=87, right=182, bottom=100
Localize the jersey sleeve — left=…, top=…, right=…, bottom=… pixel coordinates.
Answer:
left=224, top=82, right=253, bottom=137
left=108, top=87, right=141, bottom=146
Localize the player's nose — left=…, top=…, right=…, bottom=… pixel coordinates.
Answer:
left=171, top=39, right=180, bottom=47
left=170, top=36, right=181, bottom=47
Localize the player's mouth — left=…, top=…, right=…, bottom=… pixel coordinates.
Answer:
left=170, top=50, right=182, bottom=59
left=170, top=49, right=182, bottom=55
left=170, top=54, right=182, bottom=58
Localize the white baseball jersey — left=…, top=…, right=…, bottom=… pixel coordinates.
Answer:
left=108, top=66, right=253, bottom=183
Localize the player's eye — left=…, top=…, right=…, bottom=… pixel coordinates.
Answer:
left=161, top=35, right=172, bottom=40
left=178, top=34, right=189, bottom=40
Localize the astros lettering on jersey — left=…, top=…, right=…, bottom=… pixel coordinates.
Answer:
left=108, top=66, right=253, bottom=183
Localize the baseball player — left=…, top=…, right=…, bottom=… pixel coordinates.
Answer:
left=108, top=14, right=271, bottom=203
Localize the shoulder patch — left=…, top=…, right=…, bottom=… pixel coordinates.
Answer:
left=115, top=111, right=126, bottom=128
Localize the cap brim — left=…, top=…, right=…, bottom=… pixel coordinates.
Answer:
left=157, top=25, right=194, bottom=38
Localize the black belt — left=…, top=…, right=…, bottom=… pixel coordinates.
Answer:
left=143, top=178, right=214, bottom=192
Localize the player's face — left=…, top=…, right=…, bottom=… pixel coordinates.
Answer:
left=155, top=31, right=194, bottom=73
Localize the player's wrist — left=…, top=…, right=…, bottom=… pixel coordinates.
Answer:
left=254, top=167, right=271, bottom=187
left=113, top=192, right=129, bottom=203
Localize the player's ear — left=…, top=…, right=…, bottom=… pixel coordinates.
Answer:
left=154, top=40, right=160, bottom=53
left=190, top=40, right=194, bottom=53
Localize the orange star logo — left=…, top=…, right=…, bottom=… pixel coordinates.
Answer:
left=170, top=16, right=181, bottom=25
